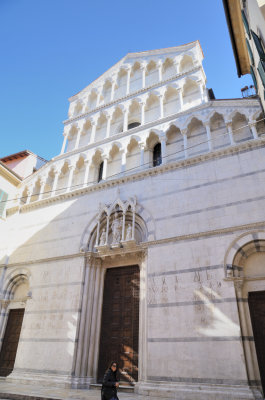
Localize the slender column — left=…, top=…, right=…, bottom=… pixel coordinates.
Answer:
left=111, top=78, right=116, bottom=101
left=160, top=136, right=167, bottom=164
left=74, top=126, right=82, bottom=150
left=87, top=260, right=101, bottom=377
left=199, top=81, right=205, bottom=103
left=182, top=130, right=188, bottom=159
left=102, top=156, right=108, bottom=180
left=66, top=165, right=75, bottom=193
left=141, top=65, right=146, bottom=88
left=158, top=60, right=163, bottom=82
left=90, top=119, right=97, bottom=144
left=60, top=133, right=68, bottom=155
left=122, top=211, right=126, bottom=241
left=96, top=89, right=102, bottom=107
left=177, top=88, right=183, bottom=111
left=92, top=267, right=105, bottom=380
left=234, top=280, right=256, bottom=382
left=123, top=108, right=129, bottom=132
left=159, top=94, right=164, bottom=119
left=38, top=177, right=47, bottom=201
left=26, top=186, right=33, bottom=204
left=105, top=114, right=111, bottom=138
left=250, top=121, right=258, bottom=139
left=83, top=160, right=90, bottom=188
left=106, top=215, right=110, bottom=245
left=132, top=209, right=135, bottom=240
left=96, top=218, right=100, bottom=247
left=126, top=68, right=131, bottom=95
left=140, top=102, right=145, bottom=125
left=174, top=59, right=179, bottom=74
left=121, top=149, right=126, bottom=174
left=140, top=143, right=145, bottom=168
left=205, top=122, right=212, bottom=151
left=74, top=260, right=92, bottom=378
left=51, top=170, right=60, bottom=196
left=226, top=122, right=235, bottom=145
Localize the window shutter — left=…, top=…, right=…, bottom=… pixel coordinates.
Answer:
left=0, top=190, right=8, bottom=218
left=250, top=66, right=258, bottom=90
left=251, top=30, right=265, bottom=61
left=258, top=60, right=265, bottom=88
left=246, top=39, right=254, bottom=65
left=241, top=10, right=250, bottom=38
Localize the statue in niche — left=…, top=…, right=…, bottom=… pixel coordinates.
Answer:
left=125, top=223, right=132, bottom=241
left=111, top=213, right=122, bottom=244
left=99, top=228, right=106, bottom=246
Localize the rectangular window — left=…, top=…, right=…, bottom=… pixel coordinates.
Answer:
left=250, top=66, right=258, bottom=90
left=242, top=10, right=250, bottom=38
left=0, top=190, right=8, bottom=218
left=258, top=60, right=265, bottom=88
left=251, top=30, right=265, bottom=61
left=246, top=39, right=254, bottom=65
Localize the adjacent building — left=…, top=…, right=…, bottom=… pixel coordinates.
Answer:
left=1, top=41, right=265, bottom=399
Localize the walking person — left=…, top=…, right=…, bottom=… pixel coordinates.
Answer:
left=101, top=361, right=120, bottom=400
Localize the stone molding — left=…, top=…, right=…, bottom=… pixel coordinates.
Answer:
left=10, top=136, right=265, bottom=214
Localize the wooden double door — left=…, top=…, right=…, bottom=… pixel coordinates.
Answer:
left=97, top=265, right=140, bottom=385
left=248, top=291, right=265, bottom=395
left=0, top=309, right=25, bottom=377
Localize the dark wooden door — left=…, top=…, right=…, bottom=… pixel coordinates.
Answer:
left=248, top=291, right=265, bottom=394
left=97, top=265, right=139, bottom=385
left=0, top=308, right=25, bottom=377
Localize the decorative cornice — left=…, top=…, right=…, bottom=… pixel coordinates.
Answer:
left=0, top=252, right=84, bottom=269
left=7, top=136, right=265, bottom=215
left=64, top=66, right=203, bottom=125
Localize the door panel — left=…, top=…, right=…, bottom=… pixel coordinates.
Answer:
left=97, top=265, right=139, bottom=385
left=0, top=309, right=25, bottom=377
left=248, top=291, right=265, bottom=394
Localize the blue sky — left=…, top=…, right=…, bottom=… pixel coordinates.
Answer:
left=0, top=0, right=252, bottom=161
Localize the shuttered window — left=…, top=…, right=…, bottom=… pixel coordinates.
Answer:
left=258, top=60, right=265, bottom=88
left=250, top=66, right=258, bottom=90
left=241, top=10, right=250, bottom=38
left=246, top=39, right=254, bottom=65
left=251, top=30, right=265, bottom=61
left=0, top=190, right=8, bottom=218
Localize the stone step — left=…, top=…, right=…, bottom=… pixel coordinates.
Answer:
left=90, top=383, right=134, bottom=393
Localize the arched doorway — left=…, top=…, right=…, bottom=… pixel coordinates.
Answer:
left=0, top=271, right=30, bottom=377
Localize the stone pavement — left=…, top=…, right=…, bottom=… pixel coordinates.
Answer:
left=0, top=381, right=164, bottom=400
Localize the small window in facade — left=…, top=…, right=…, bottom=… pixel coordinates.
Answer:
left=251, top=30, right=265, bottom=61
left=153, top=143, right=162, bottom=167
left=246, top=39, right=254, bottom=65
left=250, top=66, right=258, bottom=90
left=0, top=190, right=8, bottom=218
left=241, top=10, right=250, bottom=38
left=258, top=61, right=265, bottom=88
left=98, top=162, right=104, bottom=182
left=128, top=122, right=141, bottom=130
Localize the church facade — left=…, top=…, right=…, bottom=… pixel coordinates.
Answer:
left=1, top=41, right=265, bottom=399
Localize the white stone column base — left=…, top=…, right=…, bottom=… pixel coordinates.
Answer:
left=134, top=381, right=262, bottom=400
left=71, top=376, right=93, bottom=389
left=6, top=369, right=72, bottom=388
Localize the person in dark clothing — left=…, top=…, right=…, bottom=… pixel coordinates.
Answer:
left=101, top=361, right=120, bottom=400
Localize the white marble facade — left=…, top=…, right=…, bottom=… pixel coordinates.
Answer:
left=1, top=41, right=265, bottom=399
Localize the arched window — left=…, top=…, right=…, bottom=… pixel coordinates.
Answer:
left=98, top=162, right=104, bottom=182
left=128, top=122, right=141, bottom=130
left=153, top=143, right=162, bottom=167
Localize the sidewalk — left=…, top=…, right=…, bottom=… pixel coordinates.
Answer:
left=0, top=381, right=160, bottom=400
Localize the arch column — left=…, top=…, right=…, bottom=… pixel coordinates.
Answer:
left=126, top=67, right=131, bottom=95
left=160, top=136, right=167, bottom=164
left=140, top=143, right=145, bottom=169
left=102, top=156, right=108, bottom=181
left=120, top=149, right=127, bottom=174
left=38, top=176, right=47, bottom=201
left=158, top=60, right=163, bottom=82
left=159, top=94, right=164, bottom=119
left=140, top=64, right=146, bottom=89
left=60, top=132, right=68, bottom=155
left=26, top=186, right=33, bottom=204
left=249, top=121, right=258, bottom=139
left=140, top=101, right=145, bottom=125
left=177, top=88, right=183, bottom=111
left=51, top=169, right=60, bottom=196
left=66, top=164, right=75, bottom=193
left=105, top=113, right=112, bottom=139
left=204, top=122, right=212, bottom=151
left=90, top=118, right=98, bottom=144
left=182, top=129, right=188, bottom=159
left=96, top=89, right=102, bottom=107
left=226, top=121, right=235, bottom=145
left=123, top=107, right=129, bottom=132
left=83, top=160, right=91, bottom=188
left=75, top=124, right=82, bottom=150
left=110, top=77, right=117, bottom=101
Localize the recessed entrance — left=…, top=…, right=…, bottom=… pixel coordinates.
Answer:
left=97, top=265, right=139, bottom=385
left=248, top=290, right=265, bottom=394
left=0, top=308, right=25, bottom=377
